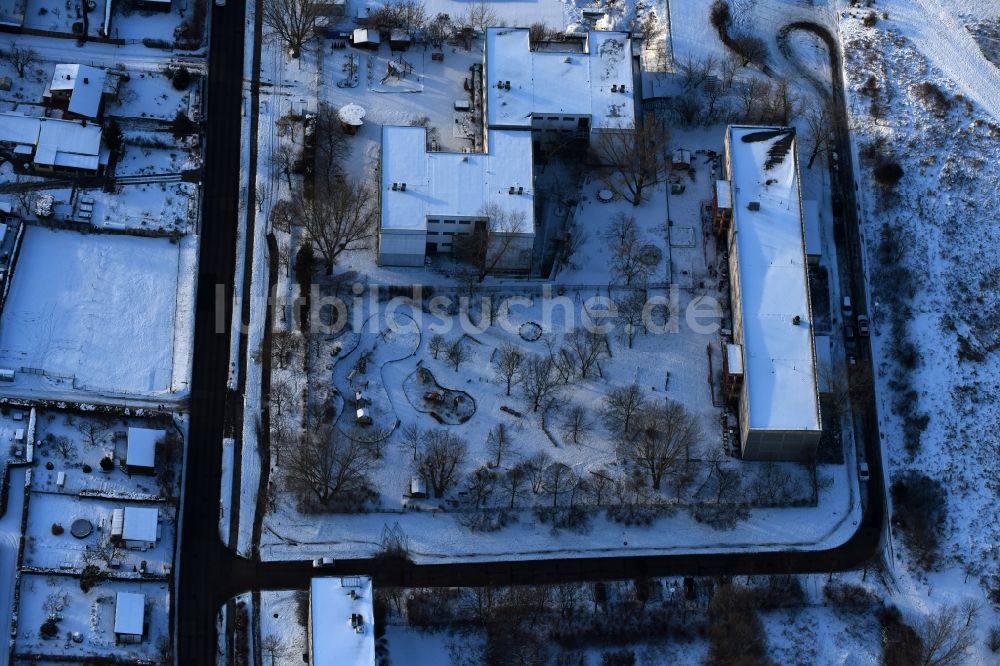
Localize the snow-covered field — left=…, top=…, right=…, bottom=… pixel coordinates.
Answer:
left=0, top=228, right=193, bottom=397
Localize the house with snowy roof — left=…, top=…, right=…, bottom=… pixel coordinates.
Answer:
left=0, top=112, right=109, bottom=176
left=718, top=125, right=822, bottom=461
left=43, top=64, right=122, bottom=121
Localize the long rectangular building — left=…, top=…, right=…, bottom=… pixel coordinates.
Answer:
left=722, top=125, right=821, bottom=461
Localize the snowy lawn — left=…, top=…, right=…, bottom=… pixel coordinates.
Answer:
left=259, top=590, right=308, bottom=665
left=110, top=71, right=196, bottom=120
left=15, top=573, right=170, bottom=661
left=117, top=132, right=199, bottom=175
left=0, top=227, right=191, bottom=397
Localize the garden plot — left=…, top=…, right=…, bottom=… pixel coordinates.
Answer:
left=15, top=574, right=170, bottom=662
left=0, top=59, right=51, bottom=112
left=110, top=71, right=195, bottom=120
left=70, top=183, right=197, bottom=232
left=31, top=410, right=180, bottom=499
left=22, top=0, right=84, bottom=35
left=22, top=492, right=175, bottom=574
left=0, top=227, right=188, bottom=397
left=0, top=406, right=33, bottom=459
left=117, top=131, right=200, bottom=175
left=110, top=1, right=189, bottom=45
left=259, top=591, right=308, bottom=665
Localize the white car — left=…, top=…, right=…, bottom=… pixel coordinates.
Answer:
left=858, top=462, right=870, bottom=483
left=215, top=0, right=225, bottom=6
left=312, top=557, right=335, bottom=568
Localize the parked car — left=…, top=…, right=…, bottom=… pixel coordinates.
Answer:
left=844, top=322, right=856, bottom=349
left=842, top=296, right=853, bottom=318
left=312, top=557, right=335, bottom=568
left=847, top=352, right=857, bottom=366
left=856, top=314, right=870, bottom=336
left=858, top=462, right=870, bottom=482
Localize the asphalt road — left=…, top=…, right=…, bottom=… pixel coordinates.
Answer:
left=175, top=15, right=887, bottom=664
left=175, top=0, right=248, bottom=660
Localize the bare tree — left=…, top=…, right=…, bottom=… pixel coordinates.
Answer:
left=463, top=466, right=497, bottom=509
left=492, top=343, right=524, bottom=396
left=453, top=203, right=528, bottom=279
left=524, top=451, right=552, bottom=494
left=602, top=383, right=647, bottom=437
left=541, top=462, right=577, bottom=508
left=447, top=339, right=468, bottom=372
left=736, top=78, right=770, bottom=122
left=4, top=45, right=36, bottom=78
left=604, top=213, right=652, bottom=286
left=617, top=400, right=698, bottom=490
left=460, top=0, right=498, bottom=33
left=804, top=101, right=833, bottom=169
left=262, top=0, right=323, bottom=57
left=486, top=423, right=517, bottom=468
left=564, top=328, right=608, bottom=379
left=270, top=141, right=298, bottom=191
left=528, top=22, right=553, bottom=44
left=415, top=430, right=468, bottom=497
left=617, top=291, right=646, bottom=348
left=560, top=405, right=590, bottom=444
left=517, top=353, right=563, bottom=412
left=313, top=102, right=350, bottom=186
left=84, top=534, right=125, bottom=568
left=400, top=423, right=423, bottom=462
left=719, top=53, right=741, bottom=91
left=500, top=464, right=528, bottom=509
left=678, top=55, right=717, bottom=91
left=271, top=330, right=301, bottom=369
left=426, top=13, right=452, bottom=47
left=268, top=376, right=296, bottom=420
left=731, top=34, right=768, bottom=67
left=592, top=118, right=670, bottom=206
left=76, top=420, right=111, bottom=449
left=287, top=178, right=376, bottom=273
left=285, top=425, right=375, bottom=505
left=919, top=605, right=976, bottom=666
left=425, top=335, right=446, bottom=361
left=47, top=434, right=76, bottom=459
left=262, top=634, right=290, bottom=666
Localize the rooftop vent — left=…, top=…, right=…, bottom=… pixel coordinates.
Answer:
left=509, top=186, right=515, bottom=194
left=611, top=84, right=618, bottom=92
left=83, top=77, right=89, bottom=84
left=504, top=80, right=511, bottom=90
left=792, top=315, right=801, bottom=326
left=517, top=186, right=523, bottom=195
left=747, top=201, right=760, bottom=211
left=400, top=182, right=406, bottom=191
left=618, top=83, right=625, bottom=92
left=391, top=183, right=398, bottom=191
left=564, top=56, right=572, bottom=64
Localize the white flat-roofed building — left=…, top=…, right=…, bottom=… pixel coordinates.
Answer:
left=723, top=125, right=821, bottom=461
left=309, top=576, right=375, bottom=666
left=113, top=592, right=146, bottom=643
left=485, top=28, right=634, bottom=135
left=121, top=506, right=159, bottom=550
left=378, top=125, right=534, bottom=269
left=126, top=427, right=164, bottom=474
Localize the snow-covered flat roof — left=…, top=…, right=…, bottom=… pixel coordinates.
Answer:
left=122, top=506, right=158, bottom=543
left=716, top=179, right=732, bottom=209
left=0, top=112, right=42, bottom=146
left=48, top=64, right=107, bottom=119
left=380, top=125, right=534, bottom=233
left=114, top=592, right=145, bottom=636
left=126, top=427, right=164, bottom=468
left=803, top=199, right=821, bottom=257
left=485, top=28, right=634, bottom=131
left=727, top=125, right=820, bottom=433
left=311, top=577, right=375, bottom=666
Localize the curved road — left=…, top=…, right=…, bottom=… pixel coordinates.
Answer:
left=177, top=15, right=887, bottom=663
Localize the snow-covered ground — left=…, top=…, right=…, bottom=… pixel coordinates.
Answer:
left=0, top=228, right=194, bottom=398
left=0, top=466, right=27, bottom=666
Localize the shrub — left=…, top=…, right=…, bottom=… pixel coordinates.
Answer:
left=879, top=606, right=923, bottom=666
left=80, top=564, right=104, bottom=592
left=823, top=582, right=879, bottom=610
left=171, top=111, right=197, bottom=138
left=171, top=66, right=192, bottom=91
left=709, top=0, right=731, bottom=33
left=862, top=11, right=877, bottom=27
left=51, top=523, right=64, bottom=535
left=100, top=456, right=114, bottom=472
left=913, top=81, right=952, bottom=117
left=988, top=625, right=1000, bottom=653
left=40, top=617, right=59, bottom=639
left=873, top=162, right=904, bottom=188
left=890, top=470, right=946, bottom=569
left=81, top=463, right=92, bottom=473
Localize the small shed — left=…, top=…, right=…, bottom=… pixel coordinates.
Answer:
left=113, top=592, right=146, bottom=644
left=121, top=506, right=159, bottom=550
left=125, top=427, right=164, bottom=475
left=409, top=475, right=427, bottom=498
left=352, top=28, right=381, bottom=49
left=355, top=408, right=372, bottom=426
left=671, top=148, right=692, bottom=170
left=389, top=29, right=411, bottom=50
